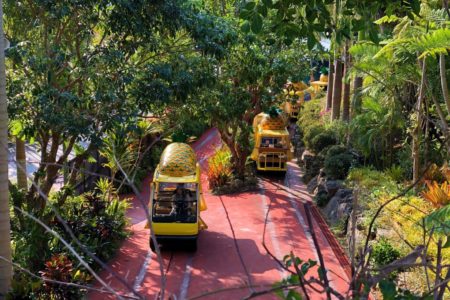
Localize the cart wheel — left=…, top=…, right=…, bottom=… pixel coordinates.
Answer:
left=150, top=238, right=156, bottom=252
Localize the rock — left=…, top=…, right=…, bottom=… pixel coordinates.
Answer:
left=337, top=202, right=352, bottom=219
left=325, top=180, right=342, bottom=198
left=307, top=175, right=319, bottom=194
left=334, top=188, right=353, bottom=202
left=319, top=168, right=326, bottom=177
left=322, top=188, right=354, bottom=226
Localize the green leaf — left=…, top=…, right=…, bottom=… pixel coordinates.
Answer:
left=374, top=15, right=400, bottom=25
left=262, top=0, right=272, bottom=7
left=241, top=21, right=251, bottom=33
left=424, top=204, right=450, bottom=235
left=74, top=143, right=86, bottom=156
left=352, top=19, right=366, bottom=31
left=251, top=14, right=263, bottom=33
left=257, top=4, right=268, bottom=17
left=9, top=120, right=24, bottom=136
left=244, top=1, right=256, bottom=11
left=286, top=289, right=302, bottom=300
left=443, top=236, right=450, bottom=248
left=410, top=0, right=421, bottom=15
left=379, top=279, right=396, bottom=300
left=87, top=155, right=97, bottom=164
left=240, top=8, right=254, bottom=20
left=317, top=266, right=327, bottom=281
left=307, top=35, right=316, bottom=50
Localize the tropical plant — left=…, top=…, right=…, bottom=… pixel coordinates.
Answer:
left=371, top=238, right=401, bottom=268
left=324, top=145, right=355, bottom=180
left=385, top=165, right=404, bottom=182
left=421, top=181, right=450, bottom=208
left=208, top=148, right=233, bottom=189
left=39, top=254, right=81, bottom=299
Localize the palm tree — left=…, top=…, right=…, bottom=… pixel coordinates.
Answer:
left=16, top=137, right=27, bottom=189
left=0, top=0, right=12, bottom=295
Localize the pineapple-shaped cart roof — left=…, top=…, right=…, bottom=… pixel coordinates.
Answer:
left=159, top=143, right=197, bottom=177
left=254, top=111, right=287, bottom=131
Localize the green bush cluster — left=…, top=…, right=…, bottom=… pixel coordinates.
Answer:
left=324, top=145, right=355, bottom=180
left=9, top=179, right=129, bottom=299
left=303, top=124, right=323, bottom=150
left=310, top=130, right=338, bottom=154
left=371, top=237, right=401, bottom=267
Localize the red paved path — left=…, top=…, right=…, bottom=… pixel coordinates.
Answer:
left=89, top=129, right=350, bottom=299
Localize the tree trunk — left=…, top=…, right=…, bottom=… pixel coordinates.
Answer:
left=413, top=59, right=426, bottom=191
left=0, top=0, right=13, bottom=293
left=326, top=62, right=334, bottom=110
left=351, top=76, right=363, bottom=117
left=342, top=43, right=351, bottom=122
left=440, top=54, right=450, bottom=115
left=331, top=59, right=343, bottom=120
left=16, top=137, right=27, bottom=190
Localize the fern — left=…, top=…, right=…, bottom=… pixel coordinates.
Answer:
left=421, top=7, right=448, bottom=27
left=350, top=42, right=382, bottom=58
left=374, top=15, right=401, bottom=25
left=374, top=28, right=450, bottom=60
left=414, top=28, right=450, bottom=58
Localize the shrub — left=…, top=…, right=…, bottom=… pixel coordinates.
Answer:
left=385, top=165, right=404, bottom=182
left=324, top=145, right=354, bottom=180
left=39, top=254, right=87, bottom=299
left=346, top=167, right=397, bottom=191
left=314, top=191, right=329, bottom=207
left=208, top=148, right=233, bottom=189
left=310, top=130, right=337, bottom=154
left=324, top=144, right=347, bottom=157
left=303, top=124, right=324, bottom=150
left=298, top=98, right=323, bottom=129
left=9, top=180, right=129, bottom=298
left=324, top=120, right=348, bottom=145
left=371, top=238, right=401, bottom=267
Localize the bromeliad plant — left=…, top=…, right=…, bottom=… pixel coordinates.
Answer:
left=421, top=181, right=450, bottom=208
left=207, top=147, right=233, bottom=190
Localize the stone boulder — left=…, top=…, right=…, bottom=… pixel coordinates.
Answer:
left=307, top=175, right=319, bottom=194
left=325, top=180, right=343, bottom=199
left=323, top=188, right=354, bottom=226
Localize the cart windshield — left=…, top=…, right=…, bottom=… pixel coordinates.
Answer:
left=152, top=182, right=198, bottom=223
left=261, top=137, right=285, bottom=148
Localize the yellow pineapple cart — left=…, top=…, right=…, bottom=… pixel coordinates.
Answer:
left=147, top=143, right=207, bottom=251
left=310, top=74, right=329, bottom=93
left=281, top=81, right=316, bottom=119
left=251, top=112, right=293, bottom=172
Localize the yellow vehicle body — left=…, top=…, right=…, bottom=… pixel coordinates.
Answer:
left=251, top=113, right=293, bottom=171
left=147, top=143, right=207, bottom=250
left=282, top=82, right=317, bottom=119
left=310, top=74, right=329, bottom=92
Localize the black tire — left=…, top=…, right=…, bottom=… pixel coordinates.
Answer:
left=149, top=238, right=156, bottom=252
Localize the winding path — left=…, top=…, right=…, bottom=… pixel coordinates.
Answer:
left=89, top=128, right=351, bottom=299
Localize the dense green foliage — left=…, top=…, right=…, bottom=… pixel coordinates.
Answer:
left=371, top=238, right=401, bottom=267
left=2, top=0, right=449, bottom=298
left=324, top=145, right=355, bottom=180
left=9, top=180, right=129, bottom=298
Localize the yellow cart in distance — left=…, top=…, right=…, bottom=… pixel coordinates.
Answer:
left=251, top=112, right=293, bottom=172
left=281, top=81, right=316, bottom=119
left=147, top=143, right=207, bottom=252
